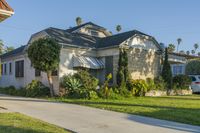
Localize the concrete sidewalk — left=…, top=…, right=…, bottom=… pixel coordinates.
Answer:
left=0, top=95, right=200, bottom=133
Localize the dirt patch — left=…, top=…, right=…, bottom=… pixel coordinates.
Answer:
left=0, top=106, right=12, bottom=113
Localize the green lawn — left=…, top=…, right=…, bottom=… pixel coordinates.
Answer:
left=0, top=113, right=69, bottom=133
left=52, top=95, right=200, bottom=126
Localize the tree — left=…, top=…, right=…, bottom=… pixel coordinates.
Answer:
left=116, top=48, right=129, bottom=88
left=27, top=38, right=61, bottom=96
left=186, top=60, right=200, bottom=75
left=5, top=46, right=15, bottom=53
left=186, top=51, right=190, bottom=55
left=162, top=48, right=172, bottom=90
left=123, top=49, right=129, bottom=82
left=198, top=52, right=200, bottom=56
left=117, top=48, right=125, bottom=87
left=168, top=44, right=175, bottom=52
left=177, top=38, right=182, bottom=52
left=0, top=39, right=4, bottom=55
left=76, top=17, right=82, bottom=26
left=116, top=25, right=122, bottom=32
left=194, top=43, right=199, bottom=53
left=191, top=50, right=195, bottom=55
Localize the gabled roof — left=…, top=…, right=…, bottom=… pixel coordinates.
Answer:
left=0, top=0, right=14, bottom=22
left=66, top=22, right=106, bottom=33
left=1, top=22, right=162, bottom=60
left=45, top=27, right=100, bottom=49
left=97, top=30, right=162, bottom=49
left=0, top=45, right=26, bottom=60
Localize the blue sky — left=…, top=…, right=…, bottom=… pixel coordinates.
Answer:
left=1, top=0, right=200, bottom=52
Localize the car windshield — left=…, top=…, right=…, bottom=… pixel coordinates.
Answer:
left=191, top=76, right=196, bottom=82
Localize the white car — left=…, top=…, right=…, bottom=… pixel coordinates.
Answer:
left=189, top=75, right=200, bottom=93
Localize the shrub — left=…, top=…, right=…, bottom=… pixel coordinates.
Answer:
left=146, top=78, right=156, bottom=90
left=25, top=80, right=50, bottom=97
left=173, top=75, right=192, bottom=90
left=154, top=76, right=166, bottom=90
left=61, top=72, right=99, bottom=99
left=186, top=60, right=200, bottom=75
left=128, top=79, right=148, bottom=96
left=61, top=75, right=82, bottom=92
left=74, top=69, right=99, bottom=90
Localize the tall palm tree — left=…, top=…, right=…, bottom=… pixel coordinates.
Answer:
left=177, top=38, right=182, bottom=52
left=194, top=43, right=199, bottom=53
left=0, top=39, right=4, bottom=55
left=76, top=17, right=82, bottom=26
left=116, top=25, right=122, bottom=32
left=186, top=51, right=190, bottom=55
left=168, top=44, right=176, bottom=52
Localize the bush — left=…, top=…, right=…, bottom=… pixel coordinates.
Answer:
left=25, top=80, right=50, bottom=97
left=186, top=60, right=200, bottom=75
left=173, top=75, right=192, bottom=90
left=128, top=79, right=148, bottom=96
left=146, top=78, right=156, bottom=90
left=74, top=69, right=99, bottom=90
left=154, top=76, right=166, bottom=90
left=61, top=72, right=99, bottom=99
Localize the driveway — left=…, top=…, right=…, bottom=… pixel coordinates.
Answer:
left=0, top=95, right=200, bottom=133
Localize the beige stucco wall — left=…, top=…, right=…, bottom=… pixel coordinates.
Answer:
left=59, top=47, right=97, bottom=78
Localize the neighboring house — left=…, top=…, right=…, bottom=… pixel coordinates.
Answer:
left=0, top=22, right=163, bottom=94
left=168, top=52, right=200, bottom=76
left=0, top=0, right=14, bottom=22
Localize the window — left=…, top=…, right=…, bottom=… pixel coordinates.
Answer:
left=90, top=30, right=99, bottom=36
left=173, top=65, right=183, bottom=75
left=9, top=62, right=12, bottom=74
left=1, top=64, right=3, bottom=75
left=15, top=60, right=24, bottom=78
left=4, top=63, right=7, bottom=75
left=191, top=76, right=196, bottom=82
left=35, top=69, right=41, bottom=77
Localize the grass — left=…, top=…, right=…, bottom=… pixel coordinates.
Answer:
left=51, top=95, right=200, bottom=126
left=0, top=113, right=69, bottom=133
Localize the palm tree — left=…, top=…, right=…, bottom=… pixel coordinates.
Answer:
left=194, top=43, right=199, bottom=53
left=168, top=44, right=176, bottom=52
left=0, top=39, right=4, bottom=55
left=191, top=50, right=195, bottom=55
left=177, top=38, right=182, bottom=52
left=76, top=17, right=82, bottom=26
left=116, top=25, right=122, bottom=32
left=5, top=46, right=15, bottom=53
left=186, top=51, right=190, bottom=55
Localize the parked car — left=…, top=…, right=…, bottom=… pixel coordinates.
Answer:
left=189, top=75, right=200, bottom=93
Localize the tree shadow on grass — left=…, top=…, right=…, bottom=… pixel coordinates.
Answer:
left=127, top=110, right=200, bottom=133
left=65, top=100, right=200, bottom=132
left=0, top=125, right=46, bottom=133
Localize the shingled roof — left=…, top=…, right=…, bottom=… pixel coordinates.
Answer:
left=45, top=27, right=100, bottom=49
left=66, top=22, right=106, bottom=33
left=1, top=22, right=162, bottom=60
left=0, top=45, right=26, bottom=60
